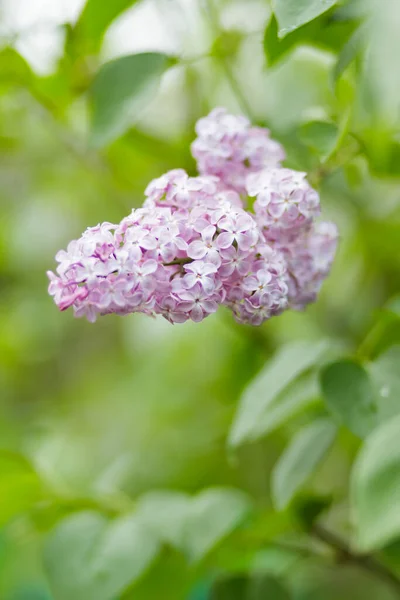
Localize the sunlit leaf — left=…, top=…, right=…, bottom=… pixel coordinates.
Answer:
left=320, top=360, right=377, bottom=437
left=271, top=418, right=337, bottom=510
left=229, top=340, right=329, bottom=447
left=44, top=511, right=160, bottom=600
left=90, top=53, right=174, bottom=147
left=351, top=414, right=400, bottom=551
left=272, top=0, right=338, bottom=38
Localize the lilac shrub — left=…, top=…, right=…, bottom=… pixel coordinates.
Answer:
left=47, top=108, right=338, bottom=326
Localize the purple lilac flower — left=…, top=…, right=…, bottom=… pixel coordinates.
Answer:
left=247, top=168, right=321, bottom=241
left=191, top=107, right=285, bottom=194
left=47, top=109, right=338, bottom=326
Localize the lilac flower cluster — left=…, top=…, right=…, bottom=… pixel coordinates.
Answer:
left=48, top=108, right=337, bottom=326
left=192, top=107, right=286, bottom=194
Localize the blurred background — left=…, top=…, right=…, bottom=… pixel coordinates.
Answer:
left=0, top=0, right=400, bottom=598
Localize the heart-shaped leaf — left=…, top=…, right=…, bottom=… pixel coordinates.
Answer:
left=44, top=510, right=160, bottom=600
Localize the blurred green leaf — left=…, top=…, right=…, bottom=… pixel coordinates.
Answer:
left=183, top=488, right=251, bottom=562
left=90, top=53, right=174, bottom=146
left=292, top=563, right=397, bottom=599
left=333, top=23, right=365, bottom=82
left=0, top=48, right=32, bottom=87
left=211, top=575, right=248, bottom=600
left=298, top=120, right=339, bottom=160
left=211, top=30, right=243, bottom=60
left=229, top=341, right=329, bottom=447
left=320, top=360, right=377, bottom=437
left=361, top=0, right=400, bottom=126
left=271, top=418, right=337, bottom=510
left=292, top=493, right=332, bottom=529
left=252, top=545, right=299, bottom=577
left=43, top=510, right=160, bottom=600
left=0, top=450, right=43, bottom=526
left=211, top=573, right=290, bottom=600
left=385, top=297, right=400, bottom=319
left=264, top=12, right=358, bottom=67
left=247, top=574, right=291, bottom=600
left=243, top=372, right=321, bottom=442
left=136, top=490, right=190, bottom=550
left=74, top=0, right=141, bottom=52
left=351, top=414, right=400, bottom=551
left=272, top=0, right=338, bottom=38
left=369, top=346, right=400, bottom=423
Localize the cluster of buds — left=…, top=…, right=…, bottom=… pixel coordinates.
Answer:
left=48, top=108, right=338, bottom=326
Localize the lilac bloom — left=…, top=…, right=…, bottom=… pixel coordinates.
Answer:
left=177, top=285, right=218, bottom=322
left=183, top=261, right=217, bottom=293
left=187, top=225, right=221, bottom=266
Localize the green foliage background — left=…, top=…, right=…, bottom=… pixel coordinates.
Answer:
left=0, top=0, right=400, bottom=598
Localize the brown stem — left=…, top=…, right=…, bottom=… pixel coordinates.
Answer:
left=312, top=524, right=400, bottom=594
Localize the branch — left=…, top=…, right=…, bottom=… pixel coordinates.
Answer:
left=312, top=524, right=400, bottom=594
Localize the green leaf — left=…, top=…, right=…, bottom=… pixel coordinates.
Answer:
left=360, top=0, right=400, bottom=125
left=0, top=450, right=43, bottom=526
left=229, top=340, right=329, bottom=447
left=351, top=414, right=400, bottom=551
left=320, top=360, right=377, bottom=437
left=264, top=12, right=358, bottom=67
left=74, top=0, right=141, bottom=52
left=271, top=418, right=337, bottom=510
left=248, top=574, right=291, bottom=600
left=263, top=14, right=310, bottom=66
left=369, top=346, right=400, bottom=423
left=333, top=23, right=366, bottom=82
left=211, top=575, right=248, bottom=600
left=212, top=574, right=290, bottom=600
left=0, top=48, right=32, bottom=87
left=184, top=488, right=251, bottom=562
left=135, top=490, right=190, bottom=550
left=44, top=510, right=160, bottom=600
left=246, top=372, right=321, bottom=442
left=292, top=493, right=332, bottom=529
left=90, top=53, right=174, bottom=147
left=385, top=296, right=400, bottom=319
left=298, top=121, right=339, bottom=160
left=272, top=0, right=338, bottom=38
